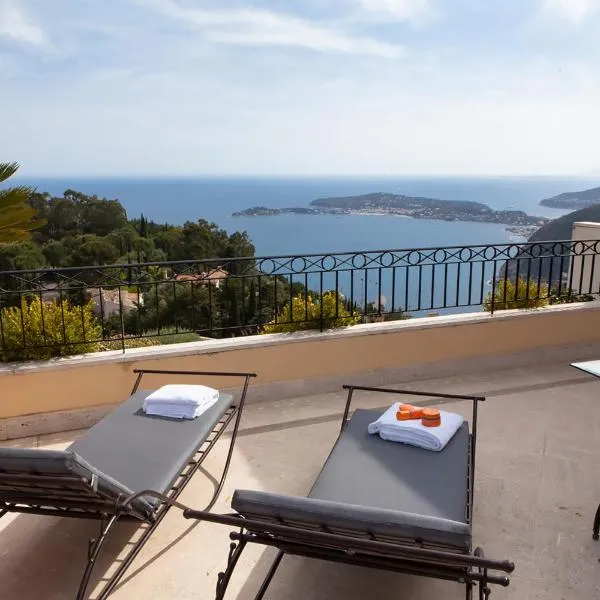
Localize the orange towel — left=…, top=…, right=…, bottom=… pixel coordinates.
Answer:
left=396, top=404, right=423, bottom=421
left=421, top=408, right=441, bottom=427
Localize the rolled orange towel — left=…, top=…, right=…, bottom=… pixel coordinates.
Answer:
left=396, top=404, right=424, bottom=421
left=421, top=408, right=441, bottom=427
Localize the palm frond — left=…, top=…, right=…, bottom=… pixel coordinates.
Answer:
left=0, top=186, right=35, bottom=207
left=0, top=162, right=19, bottom=184
left=0, top=163, right=45, bottom=243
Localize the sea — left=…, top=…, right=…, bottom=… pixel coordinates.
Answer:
left=12, top=175, right=600, bottom=256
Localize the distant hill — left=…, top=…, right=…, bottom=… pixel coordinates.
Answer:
left=529, top=204, right=600, bottom=243
left=503, top=204, right=600, bottom=286
left=310, top=192, right=491, bottom=213
left=234, top=192, right=550, bottom=226
left=539, top=187, right=600, bottom=209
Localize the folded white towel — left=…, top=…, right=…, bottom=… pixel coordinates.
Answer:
left=367, top=402, right=464, bottom=451
left=143, top=384, right=220, bottom=420
left=144, top=403, right=210, bottom=420
left=144, top=384, right=219, bottom=406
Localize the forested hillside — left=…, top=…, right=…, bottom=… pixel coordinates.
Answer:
left=0, top=189, right=255, bottom=271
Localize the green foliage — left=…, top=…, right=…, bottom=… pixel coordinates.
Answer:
left=125, top=280, right=214, bottom=334
left=548, top=290, right=595, bottom=305
left=64, top=234, right=121, bottom=267
left=145, top=327, right=204, bottom=345
left=0, top=162, right=45, bottom=244
left=42, top=239, right=69, bottom=267
left=0, top=297, right=101, bottom=361
left=97, top=327, right=204, bottom=351
left=262, top=291, right=361, bottom=333
left=98, top=337, right=160, bottom=351
left=19, top=188, right=256, bottom=270
left=0, top=241, right=46, bottom=270
left=483, top=277, right=550, bottom=311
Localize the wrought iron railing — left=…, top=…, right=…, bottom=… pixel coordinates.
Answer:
left=0, top=239, right=598, bottom=360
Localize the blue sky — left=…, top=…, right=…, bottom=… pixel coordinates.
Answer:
left=1, top=0, right=600, bottom=176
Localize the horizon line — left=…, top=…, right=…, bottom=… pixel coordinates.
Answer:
left=10, top=172, right=600, bottom=180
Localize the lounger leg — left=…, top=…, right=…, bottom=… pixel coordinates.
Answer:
left=204, top=381, right=252, bottom=513
left=76, top=514, right=120, bottom=600
left=593, top=503, right=600, bottom=540
left=254, top=550, right=285, bottom=600
left=465, top=581, right=473, bottom=600
left=215, top=535, right=248, bottom=600
left=474, top=548, right=491, bottom=600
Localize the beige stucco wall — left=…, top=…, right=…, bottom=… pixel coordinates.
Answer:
left=1, top=303, right=599, bottom=421
left=568, top=221, right=600, bottom=295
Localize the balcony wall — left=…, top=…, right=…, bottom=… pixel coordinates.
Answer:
left=2, top=301, right=600, bottom=440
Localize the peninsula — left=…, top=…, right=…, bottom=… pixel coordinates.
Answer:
left=539, top=186, right=600, bottom=209
left=233, top=192, right=550, bottom=228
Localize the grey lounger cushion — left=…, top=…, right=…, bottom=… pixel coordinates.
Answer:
left=69, top=390, right=234, bottom=501
left=232, top=489, right=471, bottom=549
left=232, top=407, right=471, bottom=550
left=0, top=390, right=234, bottom=517
left=0, top=447, right=153, bottom=514
left=309, top=409, right=470, bottom=523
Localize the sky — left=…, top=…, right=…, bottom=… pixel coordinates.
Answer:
left=1, top=0, right=600, bottom=177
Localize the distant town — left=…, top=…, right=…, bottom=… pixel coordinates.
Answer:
left=233, top=192, right=551, bottom=230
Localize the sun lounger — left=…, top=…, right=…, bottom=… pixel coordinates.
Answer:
left=182, top=385, right=514, bottom=599
left=0, top=368, right=255, bottom=600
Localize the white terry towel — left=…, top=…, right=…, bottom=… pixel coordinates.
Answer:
left=367, top=402, right=464, bottom=451
left=143, top=384, right=220, bottom=419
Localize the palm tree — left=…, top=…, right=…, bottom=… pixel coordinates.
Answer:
left=0, top=162, right=45, bottom=244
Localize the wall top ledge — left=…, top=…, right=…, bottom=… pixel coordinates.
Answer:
left=0, top=302, right=595, bottom=376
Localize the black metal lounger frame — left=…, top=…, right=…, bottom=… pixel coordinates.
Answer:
left=0, top=369, right=256, bottom=600
left=165, top=385, right=515, bottom=600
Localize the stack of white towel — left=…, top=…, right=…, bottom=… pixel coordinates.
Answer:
left=367, top=402, right=464, bottom=451
left=143, top=384, right=220, bottom=420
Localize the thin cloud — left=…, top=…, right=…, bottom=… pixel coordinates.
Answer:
left=540, top=0, right=599, bottom=24
left=0, top=0, right=46, bottom=46
left=144, top=0, right=404, bottom=58
left=357, top=0, right=436, bottom=24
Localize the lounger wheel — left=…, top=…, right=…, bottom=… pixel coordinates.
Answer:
left=593, top=503, right=600, bottom=540
left=474, top=548, right=491, bottom=600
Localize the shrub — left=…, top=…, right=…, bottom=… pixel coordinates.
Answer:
left=0, top=297, right=101, bottom=361
left=483, top=277, right=549, bottom=312
left=97, top=337, right=160, bottom=351
left=262, top=291, right=361, bottom=334
left=97, top=327, right=204, bottom=351
left=548, top=290, right=595, bottom=305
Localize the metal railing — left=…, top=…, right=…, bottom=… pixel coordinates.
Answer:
left=1, top=239, right=599, bottom=360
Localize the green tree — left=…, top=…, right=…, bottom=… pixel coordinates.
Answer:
left=79, top=194, right=128, bottom=235
left=42, top=240, right=70, bottom=267
left=139, top=213, right=147, bottom=238
left=0, top=162, right=45, bottom=243
left=45, top=197, right=81, bottom=239
left=65, top=235, right=120, bottom=266
left=262, top=291, right=361, bottom=333
left=152, top=228, right=184, bottom=258
left=484, top=277, right=550, bottom=311
left=0, top=241, right=46, bottom=271
left=127, top=280, right=213, bottom=334
left=0, top=297, right=101, bottom=361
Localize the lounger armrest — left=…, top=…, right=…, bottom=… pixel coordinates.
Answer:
left=232, top=489, right=471, bottom=550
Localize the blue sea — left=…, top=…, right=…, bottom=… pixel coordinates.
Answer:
left=11, top=175, right=600, bottom=256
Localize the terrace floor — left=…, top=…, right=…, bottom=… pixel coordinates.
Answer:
left=1, top=357, right=600, bottom=599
